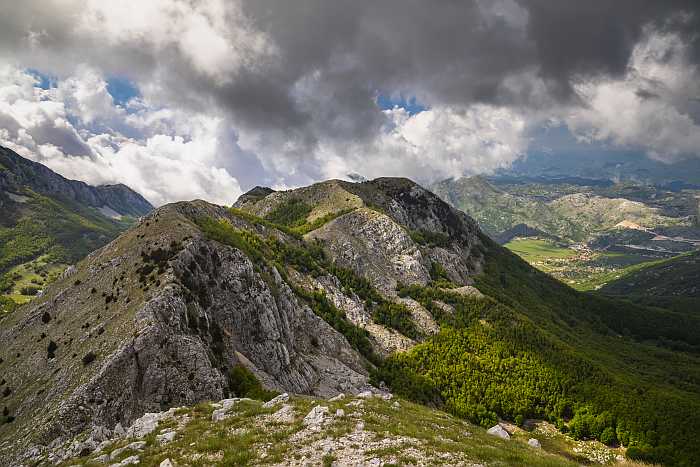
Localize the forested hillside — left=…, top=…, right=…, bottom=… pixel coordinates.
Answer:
left=0, top=146, right=152, bottom=307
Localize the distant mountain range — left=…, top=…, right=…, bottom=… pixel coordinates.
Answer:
left=430, top=175, right=699, bottom=246
left=0, top=146, right=153, bottom=307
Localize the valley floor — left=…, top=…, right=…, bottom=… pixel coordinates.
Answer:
left=504, top=238, right=675, bottom=291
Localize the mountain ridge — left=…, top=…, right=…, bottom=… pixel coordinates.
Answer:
left=0, top=146, right=153, bottom=217
left=1, top=177, right=699, bottom=466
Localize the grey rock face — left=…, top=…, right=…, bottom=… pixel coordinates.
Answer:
left=46, top=238, right=368, bottom=441
left=309, top=208, right=430, bottom=294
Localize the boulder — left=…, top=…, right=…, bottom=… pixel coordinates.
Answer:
left=110, top=455, right=140, bottom=466
left=528, top=438, right=541, bottom=448
left=126, top=413, right=163, bottom=438
left=262, top=393, right=289, bottom=408
left=271, top=404, right=296, bottom=424
left=302, top=405, right=329, bottom=428
left=157, top=431, right=176, bottom=445
left=486, top=424, right=510, bottom=440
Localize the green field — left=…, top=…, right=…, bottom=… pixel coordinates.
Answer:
left=504, top=239, right=667, bottom=291
left=504, top=239, right=577, bottom=263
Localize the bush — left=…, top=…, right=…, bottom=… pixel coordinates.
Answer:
left=81, top=351, right=96, bottom=365
left=264, top=198, right=312, bottom=228
left=600, top=427, right=617, bottom=446
left=20, top=285, right=41, bottom=296
left=372, top=302, right=421, bottom=340
left=47, top=340, right=58, bottom=359
left=227, top=365, right=276, bottom=401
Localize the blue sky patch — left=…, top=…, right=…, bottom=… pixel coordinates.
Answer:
left=376, top=93, right=427, bottom=115
left=107, top=77, right=141, bottom=106
left=27, top=69, right=56, bottom=90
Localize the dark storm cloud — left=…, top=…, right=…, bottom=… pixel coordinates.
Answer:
left=517, top=0, right=700, bottom=95
left=210, top=0, right=700, bottom=138
left=2, top=0, right=700, bottom=182
left=2, top=0, right=699, bottom=137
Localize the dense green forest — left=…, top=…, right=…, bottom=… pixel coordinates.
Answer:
left=199, top=212, right=700, bottom=466
left=377, top=236, right=700, bottom=466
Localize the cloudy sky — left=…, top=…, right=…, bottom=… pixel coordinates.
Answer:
left=1, top=1, right=700, bottom=205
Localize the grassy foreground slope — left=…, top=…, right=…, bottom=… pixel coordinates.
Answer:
left=59, top=395, right=603, bottom=467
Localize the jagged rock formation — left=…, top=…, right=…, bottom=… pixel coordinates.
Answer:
left=0, top=177, right=485, bottom=464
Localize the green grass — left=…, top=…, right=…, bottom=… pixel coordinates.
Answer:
left=504, top=239, right=577, bottom=262
left=504, top=239, right=674, bottom=292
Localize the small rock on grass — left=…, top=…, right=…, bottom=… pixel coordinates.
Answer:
left=110, top=455, right=140, bottom=466
left=486, top=424, right=510, bottom=440
left=212, top=408, right=228, bottom=422
left=160, top=459, right=174, bottom=467
left=303, top=405, right=329, bottom=427
left=262, top=393, right=289, bottom=408
left=528, top=438, right=541, bottom=448
left=328, top=393, right=345, bottom=402
left=156, top=431, right=176, bottom=445
left=271, top=404, right=295, bottom=424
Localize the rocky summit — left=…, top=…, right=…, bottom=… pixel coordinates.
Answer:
left=1, top=177, right=699, bottom=466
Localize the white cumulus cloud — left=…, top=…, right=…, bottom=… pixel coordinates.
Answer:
left=567, top=30, right=700, bottom=162
left=0, top=65, right=243, bottom=206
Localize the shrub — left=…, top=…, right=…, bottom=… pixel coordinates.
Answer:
left=20, top=286, right=41, bottom=296
left=600, top=427, right=617, bottom=446
left=264, top=198, right=312, bottom=227
left=81, top=351, right=96, bottom=365
left=227, top=364, right=276, bottom=401
left=47, top=340, right=58, bottom=359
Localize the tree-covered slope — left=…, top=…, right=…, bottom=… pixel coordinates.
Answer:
left=378, top=238, right=700, bottom=465
left=0, top=146, right=153, bottom=307
left=600, top=250, right=699, bottom=299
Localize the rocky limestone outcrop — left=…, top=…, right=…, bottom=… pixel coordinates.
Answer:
left=308, top=208, right=430, bottom=294
left=0, top=204, right=371, bottom=465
